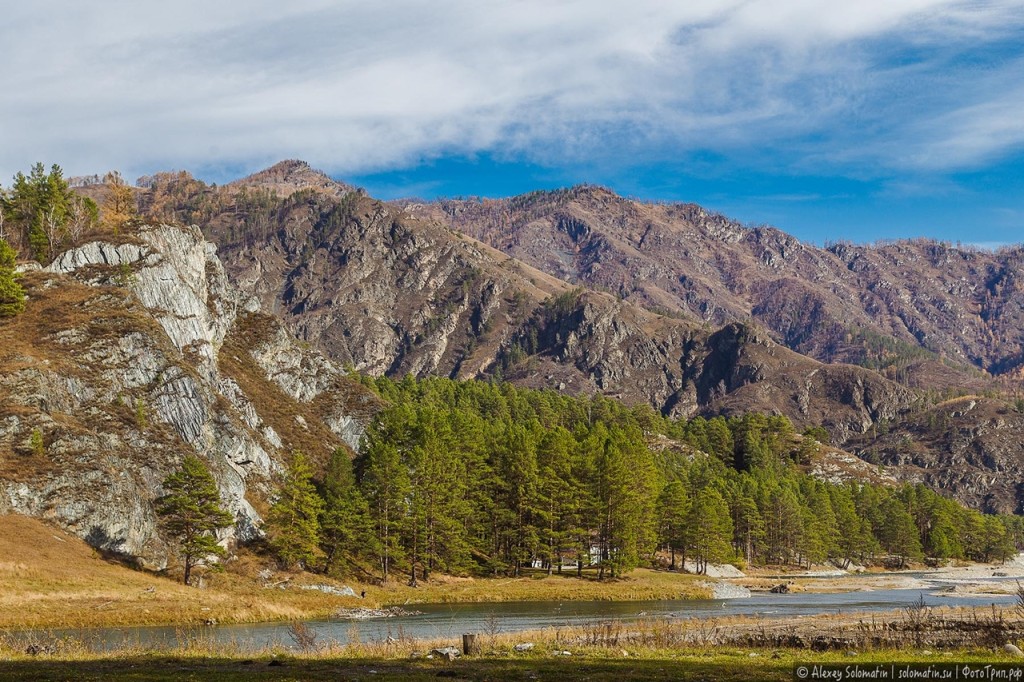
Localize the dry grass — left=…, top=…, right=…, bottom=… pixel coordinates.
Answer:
left=0, top=516, right=362, bottom=629
left=0, top=516, right=712, bottom=630
left=365, top=568, right=711, bottom=606
left=217, top=313, right=350, bottom=469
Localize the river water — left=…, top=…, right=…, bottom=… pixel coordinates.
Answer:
left=17, top=581, right=1018, bottom=652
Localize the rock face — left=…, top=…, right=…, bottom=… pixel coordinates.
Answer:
left=123, top=162, right=1024, bottom=511
left=410, top=187, right=1024, bottom=384
left=850, top=397, right=1024, bottom=514
left=0, top=224, right=379, bottom=566
left=134, top=172, right=913, bottom=441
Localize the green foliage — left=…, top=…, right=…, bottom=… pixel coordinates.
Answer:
left=2, top=163, right=79, bottom=262
left=319, top=448, right=375, bottom=575
left=29, top=429, right=44, bottom=457
left=349, top=377, right=1023, bottom=579
left=802, top=425, right=830, bottom=445
left=687, top=487, right=733, bottom=574
left=134, top=398, right=147, bottom=429
left=267, top=452, right=325, bottom=570
left=0, top=239, right=25, bottom=317
left=155, top=455, right=234, bottom=585
left=242, top=375, right=1022, bottom=583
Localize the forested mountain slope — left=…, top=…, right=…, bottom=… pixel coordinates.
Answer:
left=123, top=162, right=1024, bottom=513
left=136, top=165, right=914, bottom=444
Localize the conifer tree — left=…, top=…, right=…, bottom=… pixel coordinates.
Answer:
left=4, top=163, right=77, bottom=262
left=319, top=448, right=374, bottom=575
left=657, top=479, right=690, bottom=570
left=687, top=487, right=733, bottom=574
left=359, top=437, right=409, bottom=583
left=877, top=496, right=922, bottom=568
left=155, top=455, right=234, bottom=585
left=536, top=426, right=576, bottom=574
left=101, top=171, right=138, bottom=234
left=0, top=239, right=25, bottom=317
left=267, top=452, right=325, bottom=570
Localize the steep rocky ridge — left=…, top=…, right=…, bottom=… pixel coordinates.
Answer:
left=226, top=159, right=363, bottom=199
left=131, top=171, right=915, bottom=442
left=499, top=291, right=913, bottom=441
left=0, top=223, right=379, bottom=567
left=408, top=187, right=1022, bottom=385
left=849, top=395, right=1024, bottom=514
left=121, top=163, right=1024, bottom=512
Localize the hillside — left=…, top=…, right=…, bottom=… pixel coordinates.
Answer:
left=133, top=169, right=913, bottom=443
left=407, top=188, right=1022, bottom=386
left=3, top=161, right=1005, bottom=514
left=0, top=222, right=380, bottom=567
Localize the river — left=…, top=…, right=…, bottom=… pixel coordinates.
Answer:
left=17, top=582, right=1018, bottom=652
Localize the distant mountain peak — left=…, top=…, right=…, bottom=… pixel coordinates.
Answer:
left=229, top=159, right=362, bottom=199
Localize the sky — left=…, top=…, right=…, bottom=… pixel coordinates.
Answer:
left=1, top=1, right=1023, bottom=246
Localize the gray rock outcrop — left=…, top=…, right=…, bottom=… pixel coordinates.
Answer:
left=0, top=224, right=379, bottom=567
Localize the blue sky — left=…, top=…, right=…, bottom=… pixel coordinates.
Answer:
left=1, top=1, right=1023, bottom=246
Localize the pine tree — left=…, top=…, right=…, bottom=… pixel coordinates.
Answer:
left=4, top=163, right=76, bottom=262
left=831, top=485, right=874, bottom=567
left=155, top=455, right=234, bottom=585
left=267, top=452, right=325, bottom=570
left=536, top=426, right=576, bottom=574
left=358, top=435, right=410, bottom=583
left=657, top=480, right=689, bottom=570
left=0, top=239, right=25, bottom=317
left=728, top=484, right=763, bottom=565
left=687, top=487, right=733, bottom=574
left=877, top=496, right=922, bottom=568
left=319, top=448, right=374, bottom=575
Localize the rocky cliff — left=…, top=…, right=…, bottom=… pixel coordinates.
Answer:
left=409, top=187, right=1022, bottom=386
left=118, top=162, right=1024, bottom=512
left=0, top=223, right=379, bottom=567
left=131, top=168, right=915, bottom=443
left=849, top=396, right=1024, bottom=514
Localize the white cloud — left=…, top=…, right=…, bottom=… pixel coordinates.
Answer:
left=1, top=0, right=1022, bottom=182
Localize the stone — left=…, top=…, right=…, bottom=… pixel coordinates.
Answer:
left=1003, top=643, right=1024, bottom=657
left=430, top=647, right=461, bottom=661
left=0, top=223, right=378, bottom=568
left=300, top=584, right=357, bottom=597
left=513, top=643, right=535, bottom=652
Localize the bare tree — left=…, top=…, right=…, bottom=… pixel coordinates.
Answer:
left=65, top=196, right=95, bottom=245
left=42, top=205, right=67, bottom=257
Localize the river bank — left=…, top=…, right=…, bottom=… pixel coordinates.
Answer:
left=5, top=649, right=1018, bottom=682
left=733, top=553, right=1024, bottom=598
left=4, top=613, right=1024, bottom=682
left=3, top=515, right=1022, bottom=632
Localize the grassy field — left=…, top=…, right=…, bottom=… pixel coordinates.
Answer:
left=366, top=567, right=710, bottom=606
left=1, top=647, right=1021, bottom=682
left=0, top=515, right=366, bottom=628
left=0, top=515, right=708, bottom=629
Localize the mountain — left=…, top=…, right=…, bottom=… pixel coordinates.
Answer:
left=41, top=160, right=1016, bottom=514
left=226, top=159, right=363, bottom=199
left=405, top=187, right=1023, bottom=386
left=131, top=171, right=916, bottom=444
left=0, top=222, right=379, bottom=566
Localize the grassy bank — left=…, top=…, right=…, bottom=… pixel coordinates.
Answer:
left=1, top=643, right=1022, bottom=682
left=0, top=516, right=365, bottom=629
left=365, top=567, right=710, bottom=606
left=0, top=516, right=707, bottom=629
